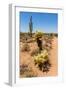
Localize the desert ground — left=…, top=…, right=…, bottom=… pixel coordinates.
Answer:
left=19, top=35, right=58, bottom=78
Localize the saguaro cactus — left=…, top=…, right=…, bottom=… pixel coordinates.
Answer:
left=29, top=16, right=33, bottom=37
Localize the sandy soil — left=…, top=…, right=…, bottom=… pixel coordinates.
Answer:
left=20, top=37, right=58, bottom=77
left=47, top=37, right=58, bottom=76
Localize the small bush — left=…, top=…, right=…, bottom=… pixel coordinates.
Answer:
left=20, top=64, right=29, bottom=75
left=30, top=48, right=39, bottom=56
left=21, top=43, right=30, bottom=52
left=25, top=71, right=37, bottom=77
left=20, top=64, right=37, bottom=77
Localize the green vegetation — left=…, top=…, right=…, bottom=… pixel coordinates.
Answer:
left=35, top=31, right=44, bottom=52
left=33, top=50, right=48, bottom=64
left=33, top=49, right=51, bottom=73
left=29, top=16, right=33, bottom=37
left=35, top=31, right=44, bottom=39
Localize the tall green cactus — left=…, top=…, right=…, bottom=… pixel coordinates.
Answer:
left=29, top=16, right=33, bottom=37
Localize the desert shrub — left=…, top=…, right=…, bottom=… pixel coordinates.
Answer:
left=21, top=43, right=30, bottom=52
left=30, top=48, right=39, bottom=56
left=55, top=34, right=58, bottom=37
left=26, top=38, right=35, bottom=43
left=20, top=64, right=29, bottom=75
left=43, top=37, right=53, bottom=51
left=44, top=43, right=52, bottom=51
left=20, top=64, right=37, bottom=77
left=25, top=71, right=37, bottom=77
left=38, top=60, right=51, bottom=73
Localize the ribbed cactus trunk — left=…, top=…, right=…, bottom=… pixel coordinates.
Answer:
left=29, top=16, right=33, bottom=37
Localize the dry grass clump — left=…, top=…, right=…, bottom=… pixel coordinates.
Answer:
left=21, top=43, right=30, bottom=52
left=30, top=48, right=39, bottom=56
left=20, top=64, right=29, bottom=75
left=20, top=64, right=37, bottom=77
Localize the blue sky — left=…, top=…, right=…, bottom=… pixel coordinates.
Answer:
left=20, top=12, right=58, bottom=33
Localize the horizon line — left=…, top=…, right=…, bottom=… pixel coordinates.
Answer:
left=20, top=32, right=58, bottom=34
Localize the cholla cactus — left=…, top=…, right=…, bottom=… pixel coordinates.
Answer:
left=35, top=31, right=44, bottom=39
left=34, top=31, right=44, bottom=52
left=33, top=49, right=48, bottom=64
left=33, top=49, right=51, bottom=73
